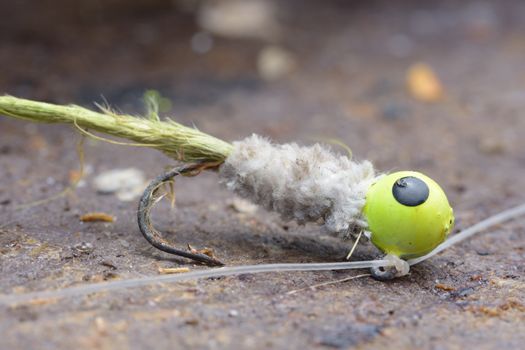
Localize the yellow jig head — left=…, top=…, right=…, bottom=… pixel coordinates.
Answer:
left=363, top=171, right=454, bottom=259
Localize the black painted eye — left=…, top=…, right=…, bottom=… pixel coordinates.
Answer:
left=392, top=176, right=429, bottom=207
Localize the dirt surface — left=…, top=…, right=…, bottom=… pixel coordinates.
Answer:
left=1, top=1, right=524, bottom=349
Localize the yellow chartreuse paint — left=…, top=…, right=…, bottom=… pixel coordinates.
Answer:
left=363, top=171, right=454, bottom=259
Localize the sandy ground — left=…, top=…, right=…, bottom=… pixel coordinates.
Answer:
left=0, top=1, right=524, bottom=349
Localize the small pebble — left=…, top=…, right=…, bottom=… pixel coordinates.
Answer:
left=257, top=46, right=296, bottom=81
left=80, top=212, right=115, bottom=223
left=228, top=310, right=239, bottom=317
left=406, top=62, right=443, bottom=102
left=198, top=0, right=278, bottom=40
left=73, top=242, right=94, bottom=254
left=435, top=283, right=455, bottom=291
left=456, top=287, right=475, bottom=298
left=94, top=317, right=107, bottom=333
left=230, top=198, right=258, bottom=214
left=93, top=168, right=146, bottom=202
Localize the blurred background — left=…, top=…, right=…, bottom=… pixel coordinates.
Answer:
left=1, top=1, right=524, bottom=349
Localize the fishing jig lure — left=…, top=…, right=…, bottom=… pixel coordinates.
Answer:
left=0, top=95, right=454, bottom=280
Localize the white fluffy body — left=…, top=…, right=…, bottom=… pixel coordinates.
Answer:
left=219, top=135, right=377, bottom=235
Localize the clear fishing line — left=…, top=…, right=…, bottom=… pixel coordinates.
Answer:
left=1, top=202, right=524, bottom=306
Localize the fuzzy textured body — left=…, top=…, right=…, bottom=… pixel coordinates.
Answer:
left=220, top=135, right=377, bottom=235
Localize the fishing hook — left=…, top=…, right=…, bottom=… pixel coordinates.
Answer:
left=138, top=163, right=224, bottom=266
